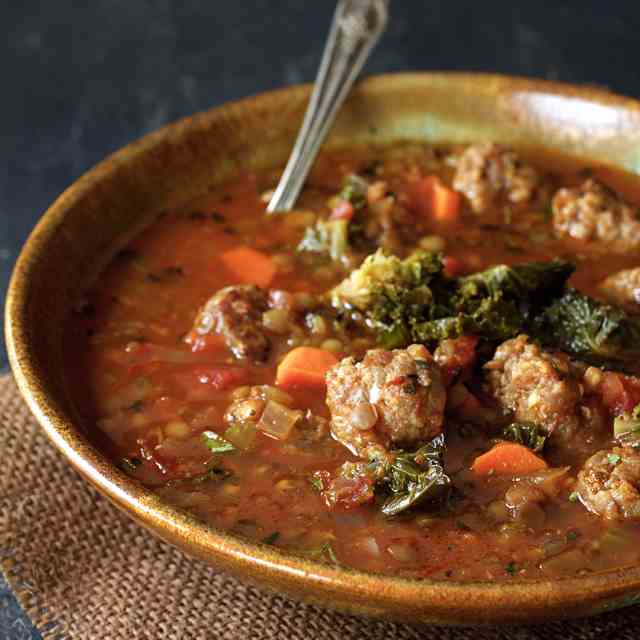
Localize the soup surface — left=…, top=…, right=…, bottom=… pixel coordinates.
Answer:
left=68, top=142, right=640, bottom=581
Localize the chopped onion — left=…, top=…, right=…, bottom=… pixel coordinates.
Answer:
left=387, top=542, right=418, bottom=563
left=357, top=536, right=381, bottom=557
left=230, top=385, right=251, bottom=401
left=224, top=421, right=257, bottom=451
left=224, top=399, right=265, bottom=425
left=257, top=400, right=302, bottom=440
left=541, top=549, right=586, bottom=574
left=320, top=338, right=343, bottom=354
left=523, top=466, right=570, bottom=497
left=252, top=385, right=294, bottom=407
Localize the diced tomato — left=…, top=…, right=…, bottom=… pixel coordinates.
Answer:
left=447, top=384, right=484, bottom=418
left=172, top=365, right=250, bottom=402
left=436, top=335, right=479, bottom=385
left=184, top=330, right=227, bottom=354
left=442, top=255, right=465, bottom=278
left=321, top=474, right=375, bottom=510
left=409, top=175, right=461, bottom=222
left=599, top=371, right=640, bottom=416
left=329, top=200, right=355, bottom=221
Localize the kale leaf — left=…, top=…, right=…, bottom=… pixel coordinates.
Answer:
left=456, top=260, right=574, bottom=304
left=371, top=434, right=451, bottom=516
left=410, top=293, right=525, bottom=343
left=331, top=251, right=575, bottom=348
left=331, top=249, right=443, bottom=348
left=531, top=289, right=640, bottom=369
left=502, top=422, right=547, bottom=453
left=442, top=259, right=575, bottom=341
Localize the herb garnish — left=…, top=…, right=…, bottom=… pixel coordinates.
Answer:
left=119, top=457, right=142, bottom=473
left=305, top=542, right=339, bottom=564
left=165, top=466, right=232, bottom=487
left=309, top=474, right=324, bottom=492
left=262, top=531, right=280, bottom=545
left=202, top=431, right=236, bottom=454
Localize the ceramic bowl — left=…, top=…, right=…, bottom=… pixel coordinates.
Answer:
left=7, top=73, right=640, bottom=625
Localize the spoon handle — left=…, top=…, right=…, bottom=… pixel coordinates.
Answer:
left=267, top=0, right=389, bottom=213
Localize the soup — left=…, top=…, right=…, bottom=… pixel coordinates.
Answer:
left=67, top=142, right=640, bottom=581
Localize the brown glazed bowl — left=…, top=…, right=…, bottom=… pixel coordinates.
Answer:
left=7, top=73, right=640, bottom=625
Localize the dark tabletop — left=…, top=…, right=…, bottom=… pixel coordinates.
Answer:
left=2, top=1, right=640, bottom=637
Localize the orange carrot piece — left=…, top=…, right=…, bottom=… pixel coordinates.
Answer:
left=276, top=347, right=339, bottom=390
left=411, top=176, right=461, bottom=222
left=431, top=178, right=461, bottom=221
left=220, top=247, right=276, bottom=288
left=471, top=442, right=547, bottom=476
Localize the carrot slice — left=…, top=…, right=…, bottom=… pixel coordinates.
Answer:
left=471, top=442, right=547, bottom=476
left=220, top=247, right=276, bottom=288
left=411, top=176, right=461, bottom=222
left=431, top=178, right=461, bottom=221
left=276, top=347, right=339, bottom=390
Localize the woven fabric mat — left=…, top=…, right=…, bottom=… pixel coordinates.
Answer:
left=2, top=374, right=640, bottom=639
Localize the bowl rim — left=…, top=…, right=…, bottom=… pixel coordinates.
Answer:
left=7, top=71, right=640, bottom=623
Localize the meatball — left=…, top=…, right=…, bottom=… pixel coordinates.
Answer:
left=484, top=335, right=582, bottom=441
left=452, top=143, right=540, bottom=214
left=552, top=178, right=640, bottom=253
left=599, top=267, right=640, bottom=313
left=192, top=285, right=270, bottom=362
left=577, top=446, right=640, bottom=519
left=325, top=344, right=446, bottom=461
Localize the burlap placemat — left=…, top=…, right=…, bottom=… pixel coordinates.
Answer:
left=2, top=373, right=640, bottom=640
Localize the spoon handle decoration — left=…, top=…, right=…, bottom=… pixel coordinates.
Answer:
left=267, top=0, right=389, bottom=213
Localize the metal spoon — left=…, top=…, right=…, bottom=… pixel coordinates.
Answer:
left=267, top=0, right=390, bottom=213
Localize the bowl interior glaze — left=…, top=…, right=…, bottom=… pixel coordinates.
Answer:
left=7, top=73, right=640, bottom=625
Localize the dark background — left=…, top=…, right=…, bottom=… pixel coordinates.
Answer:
left=2, top=1, right=640, bottom=636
